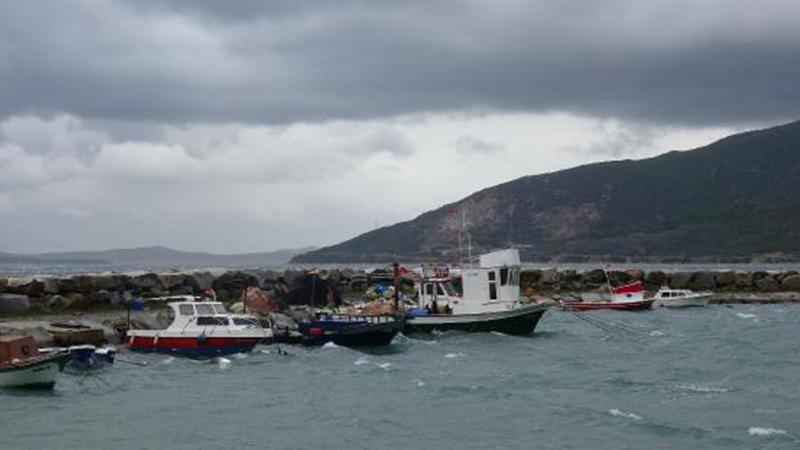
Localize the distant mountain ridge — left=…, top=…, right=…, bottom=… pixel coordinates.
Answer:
left=0, top=246, right=314, bottom=267
left=294, top=119, right=800, bottom=263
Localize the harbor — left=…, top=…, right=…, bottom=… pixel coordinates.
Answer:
left=1, top=303, right=797, bottom=450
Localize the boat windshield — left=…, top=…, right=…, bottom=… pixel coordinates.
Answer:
left=441, top=282, right=458, bottom=297
left=212, top=304, right=227, bottom=314
left=195, top=304, right=215, bottom=315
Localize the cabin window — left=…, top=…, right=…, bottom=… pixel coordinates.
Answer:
left=500, top=268, right=509, bottom=286
left=233, top=318, right=255, bottom=326
left=488, top=271, right=496, bottom=281
left=436, top=284, right=446, bottom=296
left=212, top=304, right=227, bottom=314
left=196, top=304, right=215, bottom=315
left=197, top=316, right=229, bottom=326
left=424, top=283, right=434, bottom=296
left=178, top=304, right=194, bottom=316
left=489, top=283, right=497, bottom=300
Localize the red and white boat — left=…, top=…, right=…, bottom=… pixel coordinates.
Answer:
left=127, top=297, right=271, bottom=357
left=558, top=281, right=654, bottom=311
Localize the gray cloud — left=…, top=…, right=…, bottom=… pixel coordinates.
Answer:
left=454, top=136, right=504, bottom=156
left=0, top=1, right=798, bottom=127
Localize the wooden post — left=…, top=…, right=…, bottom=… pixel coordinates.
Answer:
left=393, top=263, right=400, bottom=310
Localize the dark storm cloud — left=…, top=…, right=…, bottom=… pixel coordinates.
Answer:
left=0, top=0, right=798, bottom=126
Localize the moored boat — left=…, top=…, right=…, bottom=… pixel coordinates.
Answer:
left=0, top=335, right=71, bottom=389
left=126, top=297, right=271, bottom=357
left=404, top=249, right=549, bottom=335
left=558, top=281, right=654, bottom=311
left=651, top=286, right=711, bottom=308
left=297, top=312, right=404, bottom=347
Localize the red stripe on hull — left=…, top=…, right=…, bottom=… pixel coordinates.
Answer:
left=560, top=299, right=653, bottom=311
left=129, top=336, right=262, bottom=350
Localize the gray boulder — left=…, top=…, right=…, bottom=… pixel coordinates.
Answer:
left=780, top=274, right=800, bottom=291
left=734, top=271, right=753, bottom=288
left=187, top=271, right=214, bottom=290
left=157, top=273, right=187, bottom=291
left=645, top=271, right=668, bottom=288
left=714, top=271, right=737, bottom=288
left=94, top=274, right=128, bottom=291
left=669, top=272, right=693, bottom=289
left=46, top=295, right=73, bottom=309
left=129, top=273, right=165, bottom=291
left=755, top=274, right=779, bottom=291
left=539, top=268, right=559, bottom=284
left=689, top=272, right=716, bottom=290
left=0, top=294, right=31, bottom=314
left=584, top=269, right=608, bottom=284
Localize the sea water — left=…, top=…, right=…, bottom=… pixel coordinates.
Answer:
left=1, top=305, right=799, bottom=449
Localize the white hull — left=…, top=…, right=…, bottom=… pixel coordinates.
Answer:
left=653, top=295, right=710, bottom=308
left=0, top=360, right=63, bottom=389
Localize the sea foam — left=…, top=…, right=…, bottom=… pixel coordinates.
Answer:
left=748, top=427, right=787, bottom=437
left=608, top=409, right=642, bottom=421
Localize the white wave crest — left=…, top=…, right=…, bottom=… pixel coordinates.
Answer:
left=608, top=409, right=642, bottom=421
left=748, top=427, right=786, bottom=437
left=649, top=330, right=664, bottom=337
left=217, top=357, right=232, bottom=370
left=378, top=362, right=392, bottom=370
left=444, top=352, right=465, bottom=359
left=736, top=313, right=757, bottom=319
left=354, top=356, right=370, bottom=366
left=322, top=341, right=339, bottom=349
left=676, top=384, right=729, bottom=393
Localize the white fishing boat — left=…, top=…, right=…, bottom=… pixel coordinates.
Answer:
left=0, top=335, right=71, bottom=389
left=127, top=296, right=272, bottom=357
left=404, top=249, right=548, bottom=335
left=651, top=286, right=711, bottom=308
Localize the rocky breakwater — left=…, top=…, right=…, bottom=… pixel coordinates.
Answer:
left=519, top=268, right=800, bottom=303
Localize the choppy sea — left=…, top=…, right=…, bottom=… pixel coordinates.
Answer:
left=2, top=305, right=799, bottom=449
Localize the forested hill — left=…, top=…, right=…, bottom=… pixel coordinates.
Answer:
left=293, top=120, right=800, bottom=263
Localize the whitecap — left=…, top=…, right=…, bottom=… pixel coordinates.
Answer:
left=608, top=409, right=642, bottom=421
left=378, top=362, right=392, bottom=370
left=260, top=349, right=271, bottom=354
left=354, top=356, right=370, bottom=366
left=748, top=427, right=786, bottom=437
left=414, top=380, right=426, bottom=387
left=232, top=353, right=248, bottom=360
left=444, top=352, right=465, bottom=359
left=322, top=341, right=339, bottom=349
left=736, top=313, right=757, bottom=319
left=217, top=357, right=232, bottom=370
left=650, top=330, right=664, bottom=337
left=490, top=331, right=509, bottom=337
left=676, top=384, right=728, bottom=393
left=162, top=356, right=175, bottom=365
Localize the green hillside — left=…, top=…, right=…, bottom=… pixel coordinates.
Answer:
left=294, top=120, right=800, bottom=263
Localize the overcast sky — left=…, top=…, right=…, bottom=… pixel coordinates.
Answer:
left=1, top=0, right=798, bottom=253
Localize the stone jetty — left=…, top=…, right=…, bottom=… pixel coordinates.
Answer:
left=0, top=267, right=799, bottom=316
left=1, top=267, right=799, bottom=345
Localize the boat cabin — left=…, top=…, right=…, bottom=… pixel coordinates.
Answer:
left=415, top=249, right=523, bottom=315
left=158, top=301, right=259, bottom=331
left=653, top=288, right=694, bottom=299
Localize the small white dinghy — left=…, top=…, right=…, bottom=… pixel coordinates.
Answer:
left=0, top=335, right=71, bottom=389
left=651, top=286, right=711, bottom=308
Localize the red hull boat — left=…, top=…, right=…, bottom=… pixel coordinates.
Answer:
left=559, top=298, right=654, bottom=311
left=558, top=281, right=653, bottom=311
